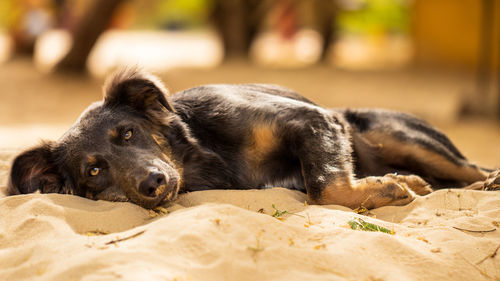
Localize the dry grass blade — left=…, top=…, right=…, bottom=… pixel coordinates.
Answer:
left=85, top=230, right=110, bottom=236
left=476, top=244, right=500, bottom=265
left=271, top=204, right=304, bottom=219
left=105, top=230, right=146, bottom=245
left=452, top=226, right=496, bottom=233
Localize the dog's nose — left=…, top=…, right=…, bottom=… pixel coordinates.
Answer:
left=139, top=171, right=166, bottom=197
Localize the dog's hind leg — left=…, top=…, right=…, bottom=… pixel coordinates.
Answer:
left=343, top=109, right=495, bottom=189
left=287, top=108, right=496, bottom=210
left=288, top=110, right=427, bottom=209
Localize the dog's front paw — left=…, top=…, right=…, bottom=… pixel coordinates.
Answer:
left=360, top=175, right=416, bottom=207
left=385, top=174, right=433, bottom=196
left=483, top=170, right=500, bottom=191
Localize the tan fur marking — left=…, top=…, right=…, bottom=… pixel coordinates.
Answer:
left=109, top=129, right=118, bottom=138
left=150, top=134, right=183, bottom=183
left=87, top=155, right=97, bottom=165
left=312, top=179, right=356, bottom=206
left=246, top=124, right=278, bottom=165
left=151, top=134, right=178, bottom=168
left=363, top=132, right=488, bottom=183
left=152, top=134, right=166, bottom=146
left=316, top=175, right=415, bottom=209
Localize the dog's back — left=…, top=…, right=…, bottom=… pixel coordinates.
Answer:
left=172, top=84, right=490, bottom=190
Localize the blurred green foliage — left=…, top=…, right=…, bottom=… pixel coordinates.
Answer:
left=337, top=0, right=410, bottom=35
left=134, top=0, right=215, bottom=30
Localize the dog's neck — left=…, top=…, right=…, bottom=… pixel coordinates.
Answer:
left=161, top=118, right=232, bottom=191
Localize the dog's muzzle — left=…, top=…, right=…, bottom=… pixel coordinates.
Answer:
left=125, top=163, right=180, bottom=209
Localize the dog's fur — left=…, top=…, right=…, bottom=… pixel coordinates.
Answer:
left=7, top=69, right=500, bottom=209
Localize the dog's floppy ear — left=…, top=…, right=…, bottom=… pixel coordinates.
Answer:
left=8, top=142, right=63, bottom=195
left=103, top=68, right=174, bottom=114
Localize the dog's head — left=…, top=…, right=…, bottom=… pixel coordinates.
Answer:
left=8, top=69, right=182, bottom=209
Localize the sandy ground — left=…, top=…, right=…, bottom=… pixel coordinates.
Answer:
left=1, top=157, right=499, bottom=280
left=0, top=59, right=499, bottom=280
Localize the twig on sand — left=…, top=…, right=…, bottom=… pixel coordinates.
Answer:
left=85, top=230, right=109, bottom=236
left=105, top=230, right=146, bottom=245
left=460, top=254, right=493, bottom=279
left=452, top=226, right=496, bottom=233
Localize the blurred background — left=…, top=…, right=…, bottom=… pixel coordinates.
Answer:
left=0, top=0, right=499, bottom=167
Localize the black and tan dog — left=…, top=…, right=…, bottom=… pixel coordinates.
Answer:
left=7, top=69, right=500, bottom=209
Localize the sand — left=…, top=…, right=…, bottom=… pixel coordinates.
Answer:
left=0, top=149, right=499, bottom=281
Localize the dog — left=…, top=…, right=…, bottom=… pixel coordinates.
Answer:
left=7, top=69, right=500, bottom=209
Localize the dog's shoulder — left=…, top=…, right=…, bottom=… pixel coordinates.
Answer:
left=171, top=83, right=314, bottom=107
left=237, top=83, right=316, bottom=105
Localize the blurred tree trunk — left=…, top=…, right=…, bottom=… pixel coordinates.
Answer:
left=459, top=0, right=498, bottom=118
left=55, top=0, right=123, bottom=73
left=213, top=0, right=248, bottom=57
left=214, top=0, right=262, bottom=58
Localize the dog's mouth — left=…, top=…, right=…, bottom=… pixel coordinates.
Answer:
left=125, top=175, right=179, bottom=209
left=147, top=172, right=180, bottom=202
left=124, top=160, right=181, bottom=209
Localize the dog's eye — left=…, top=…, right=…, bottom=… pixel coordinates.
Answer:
left=124, top=129, right=133, bottom=141
left=88, top=167, right=101, bottom=177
